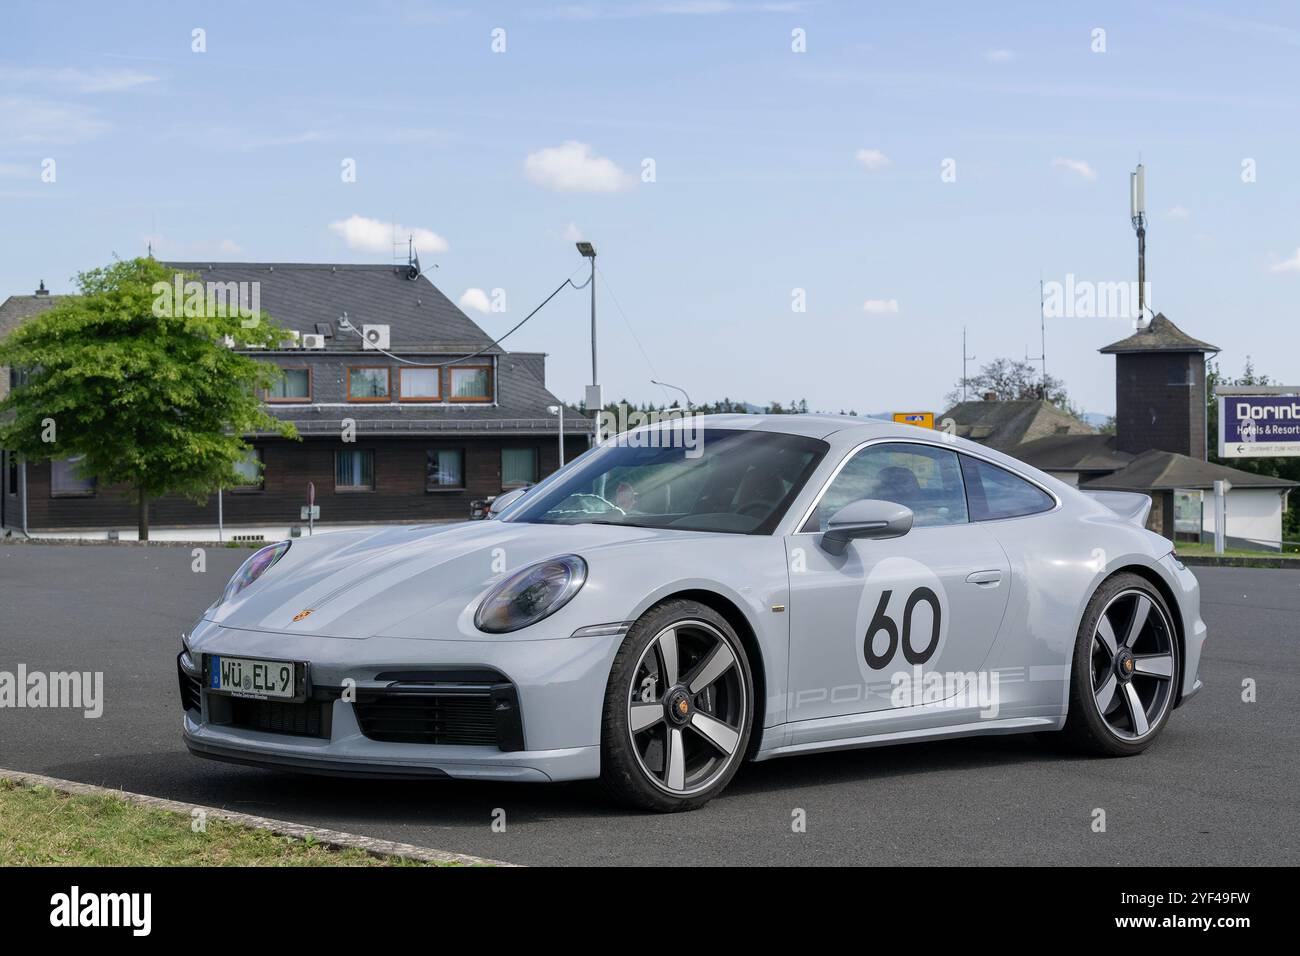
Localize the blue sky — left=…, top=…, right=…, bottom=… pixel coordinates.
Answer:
left=2, top=0, right=1298, bottom=416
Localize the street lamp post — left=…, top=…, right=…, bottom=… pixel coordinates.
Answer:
left=576, top=242, right=601, bottom=417
left=548, top=404, right=565, bottom=468
left=651, top=379, right=694, bottom=410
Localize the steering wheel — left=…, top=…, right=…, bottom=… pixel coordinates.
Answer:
left=738, top=500, right=776, bottom=518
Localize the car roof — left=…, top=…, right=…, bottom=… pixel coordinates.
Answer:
left=640, top=413, right=927, bottom=441
left=629, top=413, right=1066, bottom=483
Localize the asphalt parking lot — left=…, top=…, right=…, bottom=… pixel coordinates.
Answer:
left=2, top=542, right=1297, bottom=866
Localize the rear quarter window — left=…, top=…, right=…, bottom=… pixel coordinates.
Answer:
left=960, top=455, right=1055, bottom=521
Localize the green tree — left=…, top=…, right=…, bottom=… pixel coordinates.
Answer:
left=0, top=258, right=297, bottom=539
left=944, top=357, right=1080, bottom=416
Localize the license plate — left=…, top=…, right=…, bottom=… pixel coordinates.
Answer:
left=208, top=655, right=300, bottom=701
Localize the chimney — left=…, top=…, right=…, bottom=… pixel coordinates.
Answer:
left=35, top=280, right=49, bottom=297
left=983, top=391, right=997, bottom=402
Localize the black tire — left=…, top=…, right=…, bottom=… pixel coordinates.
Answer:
left=1061, top=572, right=1180, bottom=756
left=600, top=599, right=754, bottom=812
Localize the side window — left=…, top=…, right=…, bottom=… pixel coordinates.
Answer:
left=960, top=455, right=1054, bottom=521
left=802, top=442, right=968, bottom=532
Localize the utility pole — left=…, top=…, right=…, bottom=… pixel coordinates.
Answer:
left=961, top=327, right=975, bottom=403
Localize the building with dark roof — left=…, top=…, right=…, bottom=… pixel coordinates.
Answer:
left=0, top=281, right=64, bottom=402
left=1, top=282, right=66, bottom=531
left=1011, top=433, right=1134, bottom=483
left=1, top=263, right=593, bottom=538
left=941, top=313, right=1294, bottom=549
left=939, top=398, right=1094, bottom=451
left=1099, top=312, right=1219, bottom=459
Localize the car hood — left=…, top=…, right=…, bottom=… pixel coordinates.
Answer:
left=205, top=520, right=705, bottom=641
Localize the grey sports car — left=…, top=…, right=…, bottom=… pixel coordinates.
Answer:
left=178, top=415, right=1205, bottom=811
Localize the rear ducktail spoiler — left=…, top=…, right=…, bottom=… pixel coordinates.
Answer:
left=1081, top=490, right=1152, bottom=528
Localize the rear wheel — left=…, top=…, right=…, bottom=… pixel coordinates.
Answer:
left=1062, top=573, right=1179, bottom=756
left=600, top=600, right=753, bottom=812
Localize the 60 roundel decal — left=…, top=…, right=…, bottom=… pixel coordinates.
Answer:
left=863, top=587, right=942, bottom=670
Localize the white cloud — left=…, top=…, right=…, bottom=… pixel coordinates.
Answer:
left=1051, top=157, right=1098, bottom=181
left=862, top=298, right=900, bottom=313
left=854, top=148, right=891, bottom=171
left=1167, top=205, right=1192, bottom=220
left=1271, top=248, right=1300, bottom=273
left=983, top=49, right=1014, bottom=63
left=524, top=141, right=634, bottom=193
left=562, top=222, right=584, bottom=242
left=459, top=288, right=492, bottom=312
left=0, top=162, right=30, bottom=178
left=0, top=96, right=109, bottom=144
left=0, top=66, right=158, bottom=94
left=239, top=130, right=327, bottom=151
left=218, top=239, right=243, bottom=255
left=328, top=214, right=449, bottom=254
left=545, top=2, right=805, bottom=19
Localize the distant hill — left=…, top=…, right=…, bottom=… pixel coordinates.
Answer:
left=1081, top=412, right=1112, bottom=429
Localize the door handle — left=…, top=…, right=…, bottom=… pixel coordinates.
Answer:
left=965, top=569, right=1003, bottom=586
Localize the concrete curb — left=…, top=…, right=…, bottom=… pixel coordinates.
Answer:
left=0, top=768, right=515, bottom=867
left=1181, top=555, right=1300, bottom=570
left=1, top=537, right=257, bottom=548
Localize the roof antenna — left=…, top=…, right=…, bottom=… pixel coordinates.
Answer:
left=406, top=235, right=421, bottom=280
left=1025, top=279, right=1047, bottom=399
left=1130, top=162, right=1150, bottom=330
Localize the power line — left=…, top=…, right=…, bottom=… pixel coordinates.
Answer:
left=336, top=265, right=589, bottom=368
left=595, top=263, right=671, bottom=406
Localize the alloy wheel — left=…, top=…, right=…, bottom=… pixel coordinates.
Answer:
left=626, top=620, right=747, bottom=796
left=1089, top=589, right=1176, bottom=741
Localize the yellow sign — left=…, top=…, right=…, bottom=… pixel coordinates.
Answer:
left=892, top=412, right=935, bottom=429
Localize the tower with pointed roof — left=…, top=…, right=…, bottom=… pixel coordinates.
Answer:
left=1100, top=313, right=1219, bottom=460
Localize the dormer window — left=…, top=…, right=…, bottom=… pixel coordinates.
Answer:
left=347, top=367, right=390, bottom=401
left=449, top=365, right=492, bottom=402
left=266, top=367, right=311, bottom=402
left=399, top=367, right=441, bottom=402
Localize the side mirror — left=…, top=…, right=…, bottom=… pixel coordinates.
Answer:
left=489, top=486, right=530, bottom=518
left=820, top=499, right=913, bottom=555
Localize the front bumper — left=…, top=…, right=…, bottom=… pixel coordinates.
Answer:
left=179, top=619, right=623, bottom=783
left=1161, top=553, right=1207, bottom=707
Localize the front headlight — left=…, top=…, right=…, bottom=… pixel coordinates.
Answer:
left=219, top=540, right=291, bottom=606
left=474, top=554, right=587, bottom=634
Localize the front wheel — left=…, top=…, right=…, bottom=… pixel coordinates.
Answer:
left=1061, top=573, right=1180, bottom=756
left=600, top=599, right=754, bottom=812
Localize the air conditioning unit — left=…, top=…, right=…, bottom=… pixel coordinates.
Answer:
left=279, top=330, right=301, bottom=349
left=362, top=324, right=390, bottom=350
left=301, top=333, right=326, bottom=350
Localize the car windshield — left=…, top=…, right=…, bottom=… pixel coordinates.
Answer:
left=508, top=428, right=828, bottom=534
